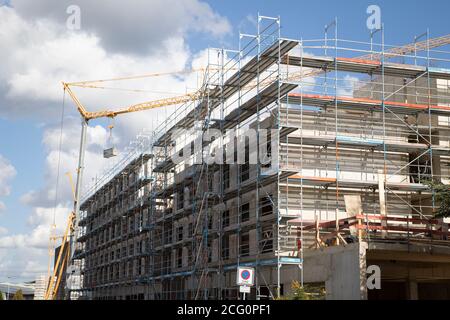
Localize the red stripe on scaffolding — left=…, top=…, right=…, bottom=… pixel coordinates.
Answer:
left=287, top=93, right=450, bottom=112
left=355, top=214, right=441, bottom=225
left=336, top=57, right=382, bottom=66
left=292, top=214, right=449, bottom=237
left=287, top=174, right=337, bottom=183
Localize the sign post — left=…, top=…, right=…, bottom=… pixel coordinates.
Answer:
left=236, top=267, right=255, bottom=300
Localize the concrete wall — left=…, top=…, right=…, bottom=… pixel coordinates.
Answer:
left=302, top=242, right=368, bottom=300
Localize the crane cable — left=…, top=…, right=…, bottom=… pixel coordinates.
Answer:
left=67, top=68, right=209, bottom=87
left=53, top=88, right=66, bottom=225
left=46, top=88, right=66, bottom=297
left=65, top=66, right=236, bottom=93
left=107, top=117, right=115, bottom=150
left=68, top=85, right=189, bottom=95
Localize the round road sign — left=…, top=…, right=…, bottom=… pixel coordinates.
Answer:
left=241, top=270, right=251, bottom=280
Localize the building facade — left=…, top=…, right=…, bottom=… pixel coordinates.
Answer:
left=73, top=16, right=450, bottom=300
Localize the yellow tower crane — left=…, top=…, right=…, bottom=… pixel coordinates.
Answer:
left=46, top=67, right=208, bottom=300
left=44, top=172, right=76, bottom=300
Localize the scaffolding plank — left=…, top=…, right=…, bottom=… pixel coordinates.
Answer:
left=286, top=174, right=430, bottom=192
left=153, top=82, right=298, bottom=176
left=280, top=133, right=450, bottom=156
left=214, top=82, right=297, bottom=131
left=153, top=39, right=299, bottom=148
left=282, top=55, right=450, bottom=80
left=284, top=93, right=450, bottom=116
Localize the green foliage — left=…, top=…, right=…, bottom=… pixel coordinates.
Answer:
left=279, top=281, right=326, bottom=300
left=425, top=181, right=450, bottom=218
left=0, top=291, right=3, bottom=300
left=12, top=289, right=24, bottom=300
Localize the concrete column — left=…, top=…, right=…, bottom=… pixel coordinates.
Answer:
left=407, top=279, right=419, bottom=300
left=303, top=242, right=369, bottom=300
left=378, top=170, right=388, bottom=238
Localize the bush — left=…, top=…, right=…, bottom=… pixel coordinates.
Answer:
left=278, top=281, right=326, bottom=300
left=12, top=290, right=24, bottom=300
left=426, top=181, right=450, bottom=218
left=0, top=291, right=4, bottom=300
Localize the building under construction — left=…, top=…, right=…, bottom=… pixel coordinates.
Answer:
left=72, top=16, right=450, bottom=300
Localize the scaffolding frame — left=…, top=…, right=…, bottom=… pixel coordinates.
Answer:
left=282, top=24, right=450, bottom=250
left=74, top=16, right=450, bottom=300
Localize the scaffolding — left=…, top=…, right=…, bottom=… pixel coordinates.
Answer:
left=75, top=152, right=153, bottom=299
left=282, top=22, right=450, bottom=251
left=130, top=15, right=303, bottom=300
left=74, top=15, right=450, bottom=300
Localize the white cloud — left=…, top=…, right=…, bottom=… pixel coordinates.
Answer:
left=0, top=8, right=188, bottom=114
left=0, top=246, right=49, bottom=280
left=337, top=75, right=360, bottom=97
left=0, top=2, right=228, bottom=281
left=0, top=155, right=16, bottom=197
left=238, top=14, right=258, bottom=33
left=21, top=118, right=113, bottom=207
left=0, top=155, right=16, bottom=215
left=0, top=226, right=8, bottom=236
left=12, top=0, right=231, bottom=55
left=0, top=3, right=228, bottom=119
left=0, top=205, right=69, bottom=249
left=0, top=205, right=70, bottom=279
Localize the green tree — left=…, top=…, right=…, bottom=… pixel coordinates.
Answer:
left=0, top=291, right=4, bottom=300
left=426, top=181, right=450, bottom=218
left=12, top=289, right=24, bottom=300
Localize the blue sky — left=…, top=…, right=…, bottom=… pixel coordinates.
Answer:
left=0, top=118, right=43, bottom=234
left=205, top=0, right=450, bottom=52
left=0, top=0, right=449, bottom=281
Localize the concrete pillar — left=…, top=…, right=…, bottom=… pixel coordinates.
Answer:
left=378, top=170, right=388, bottom=238
left=407, top=279, right=419, bottom=300
left=303, top=242, right=368, bottom=300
